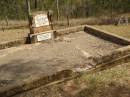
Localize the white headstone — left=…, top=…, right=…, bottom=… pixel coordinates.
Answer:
left=34, top=14, right=49, bottom=27
left=37, top=32, right=52, bottom=41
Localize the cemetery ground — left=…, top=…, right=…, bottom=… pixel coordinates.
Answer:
left=0, top=19, right=130, bottom=43
left=0, top=20, right=130, bottom=97
left=14, top=62, right=130, bottom=97
left=12, top=24, right=130, bottom=97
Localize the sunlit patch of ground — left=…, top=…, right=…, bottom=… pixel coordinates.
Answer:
left=94, top=25, right=130, bottom=39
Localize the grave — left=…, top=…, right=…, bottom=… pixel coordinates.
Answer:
left=29, top=12, right=54, bottom=43
left=118, top=16, right=129, bottom=25
left=0, top=25, right=130, bottom=97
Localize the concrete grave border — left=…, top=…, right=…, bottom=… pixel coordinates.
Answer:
left=84, top=25, right=130, bottom=45
left=0, top=25, right=130, bottom=50
left=1, top=45, right=130, bottom=97
left=1, top=25, right=130, bottom=97
left=0, top=25, right=85, bottom=50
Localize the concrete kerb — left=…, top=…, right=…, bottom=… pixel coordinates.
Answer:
left=2, top=46, right=130, bottom=97
left=1, top=25, right=130, bottom=97
left=0, top=25, right=130, bottom=50
left=84, top=25, right=130, bottom=45
left=0, top=70, right=81, bottom=97
left=92, top=45, right=130, bottom=72
left=0, top=25, right=85, bottom=50
left=54, top=25, right=85, bottom=36
left=83, top=25, right=130, bottom=66
left=95, top=45, right=130, bottom=66
left=0, top=37, right=30, bottom=50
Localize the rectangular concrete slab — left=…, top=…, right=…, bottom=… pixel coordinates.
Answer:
left=0, top=31, right=122, bottom=97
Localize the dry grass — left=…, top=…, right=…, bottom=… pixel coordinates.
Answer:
left=0, top=20, right=27, bottom=27
left=0, top=20, right=29, bottom=42
left=14, top=63, right=130, bottom=97
left=0, top=28, right=29, bottom=42
left=94, top=25, right=130, bottom=39
left=50, top=63, right=130, bottom=97
left=73, top=63, right=130, bottom=97
left=1, top=18, right=129, bottom=43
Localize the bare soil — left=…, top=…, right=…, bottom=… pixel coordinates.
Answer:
left=0, top=31, right=121, bottom=97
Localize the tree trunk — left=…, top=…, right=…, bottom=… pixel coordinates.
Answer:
left=82, top=0, right=86, bottom=17
left=26, top=0, right=31, bottom=19
left=110, top=0, right=113, bottom=19
left=26, top=0, right=31, bottom=34
left=56, top=0, right=60, bottom=21
left=34, top=0, right=37, bottom=9
left=14, top=1, right=19, bottom=20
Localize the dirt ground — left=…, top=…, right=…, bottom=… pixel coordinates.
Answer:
left=0, top=24, right=129, bottom=43
left=0, top=31, right=121, bottom=96
left=13, top=63, right=130, bottom=97
left=0, top=19, right=129, bottom=97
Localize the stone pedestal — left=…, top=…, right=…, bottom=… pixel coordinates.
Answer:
left=29, top=12, right=54, bottom=43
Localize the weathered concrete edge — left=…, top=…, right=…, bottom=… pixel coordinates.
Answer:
left=77, top=45, right=130, bottom=74
left=55, top=25, right=85, bottom=36
left=0, top=24, right=130, bottom=50
left=1, top=46, right=130, bottom=97
left=0, top=37, right=30, bottom=50
left=95, top=45, right=130, bottom=66
left=84, top=25, right=130, bottom=45
left=0, top=25, right=85, bottom=50
left=90, top=45, right=130, bottom=73
left=1, top=45, right=130, bottom=97
left=0, top=25, right=130, bottom=96
left=0, top=70, right=81, bottom=97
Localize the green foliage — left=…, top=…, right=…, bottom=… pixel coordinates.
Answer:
left=0, top=0, right=130, bottom=20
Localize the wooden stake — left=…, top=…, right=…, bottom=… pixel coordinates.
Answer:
left=66, top=15, right=70, bottom=26
left=5, top=16, right=9, bottom=26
